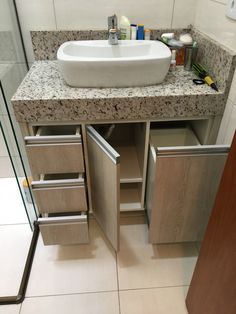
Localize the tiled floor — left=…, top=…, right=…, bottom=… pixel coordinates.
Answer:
left=1, top=215, right=198, bottom=314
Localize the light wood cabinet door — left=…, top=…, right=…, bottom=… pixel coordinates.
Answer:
left=147, top=145, right=229, bottom=243
left=86, top=125, right=120, bottom=251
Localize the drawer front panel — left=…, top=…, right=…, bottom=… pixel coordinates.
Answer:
left=26, top=143, right=84, bottom=175
left=38, top=217, right=89, bottom=245
left=33, top=185, right=87, bottom=214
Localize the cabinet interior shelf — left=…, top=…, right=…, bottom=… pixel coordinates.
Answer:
left=112, top=143, right=142, bottom=183
left=120, top=183, right=142, bottom=212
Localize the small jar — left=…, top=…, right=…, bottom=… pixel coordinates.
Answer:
left=144, top=29, right=151, bottom=40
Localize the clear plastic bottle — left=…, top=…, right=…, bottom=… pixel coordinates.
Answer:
left=120, top=16, right=131, bottom=40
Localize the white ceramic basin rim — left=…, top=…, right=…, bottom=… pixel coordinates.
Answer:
left=57, top=40, right=171, bottom=87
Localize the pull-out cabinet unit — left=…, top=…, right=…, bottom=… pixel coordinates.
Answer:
left=25, top=125, right=84, bottom=177
left=31, top=173, right=87, bottom=214
left=146, top=121, right=229, bottom=244
left=24, top=124, right=89, bottom=246
left=38, top=214, right=89, bottom=246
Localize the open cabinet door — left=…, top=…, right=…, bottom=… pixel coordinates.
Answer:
left=86, top=126, right=120, bottom=251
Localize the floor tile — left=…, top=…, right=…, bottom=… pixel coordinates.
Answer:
left=0, top=177, right=28, bottom=224
left=0, top=304, right=21, bottom=314
left=117, top=223, right=198, bottom=290
left=0, top=224, right=32, bottom=296
left=120, top=286, right=188, bottom=314
left=26, top=219, right=117, bottom=297
left=21, top=292, right=119, bottom=314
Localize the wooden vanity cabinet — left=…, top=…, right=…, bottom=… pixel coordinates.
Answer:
left=22, top=118, right=228, bottom=250
left=146, top=120, right=229, bottom=244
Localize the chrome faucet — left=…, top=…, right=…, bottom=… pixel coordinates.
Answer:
left=108, top=14, right=119, bottom=45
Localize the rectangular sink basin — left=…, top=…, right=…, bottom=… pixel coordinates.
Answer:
left=57, top=40, right=171, bottom=88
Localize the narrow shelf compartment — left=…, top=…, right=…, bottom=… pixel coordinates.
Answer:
left=93, top=123, right=146, bottom=184
left=120, top=183, right=142, bottom=212
left=113, top=143, right=142, bottom=183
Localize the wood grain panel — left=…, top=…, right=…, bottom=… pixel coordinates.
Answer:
left=26, top=142, right=84, bottom=176
left=87, top=126, right=120, bottom=251
left=33, top=185, right=87, bottom=214
left=39, top=220, right=89, bottom=245
left=186, top=132, right=236, bottom=314
left=149, top=151, right=227, bottom=243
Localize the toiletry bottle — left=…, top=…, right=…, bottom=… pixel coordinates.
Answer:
left=170, top=50, right=176, bottom=72
left=184, top=46, right=193, bottom=71
left=137, top=24, right=144, bottom=40
left=192, top=41, right=198, bottom=65
left=144, top=29, right=151, bottom=40
left=120, top=16, right=131, bottom=40
left=130, top=24, right=137, bottom=40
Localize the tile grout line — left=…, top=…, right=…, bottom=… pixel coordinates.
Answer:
left=116, top=251, right=121, bottom=314
left=0, top=223, right=30, bottom=227
left=52, top=0, right=58, bottom=30
left=23, top=285, right=190, bottom=301
left=25, top=289, right=119, bottom=299
left=170, top=0, right=176, bottom=29
left=118, top=284, right=190, bottom=292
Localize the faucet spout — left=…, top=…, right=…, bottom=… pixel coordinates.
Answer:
left=108, top=15, right=119, bottom=45
left=108, top=29, right=119, bottom=45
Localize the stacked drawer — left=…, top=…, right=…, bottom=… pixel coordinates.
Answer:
left=24, top=125, right=89, bottom=245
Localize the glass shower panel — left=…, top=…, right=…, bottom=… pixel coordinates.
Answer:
left=0, top=122, right=36, bottom=297
left=0, top=0, right=39, bottom=304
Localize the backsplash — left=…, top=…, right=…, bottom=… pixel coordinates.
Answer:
left=191, top=28, right=236, bottom=94
left=31, top=28, right=190, bottom=61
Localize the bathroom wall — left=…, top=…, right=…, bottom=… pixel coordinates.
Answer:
left=15, top=0, right=197, bottom=63
left=194, top=0, right=236, bottom=145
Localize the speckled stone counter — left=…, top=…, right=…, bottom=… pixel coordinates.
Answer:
left=12, top=60, right=227, bottom=123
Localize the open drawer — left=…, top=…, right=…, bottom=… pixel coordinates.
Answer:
left=25, top=125, right=84, bottom=175
left=38, top=214, right=89, bottom=246
left=32, top=173, right=87, bottom=214
left=146, top=124, right=229, bottom=244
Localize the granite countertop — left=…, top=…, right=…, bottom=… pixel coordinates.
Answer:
left=12, top=60, right=225, bottom=123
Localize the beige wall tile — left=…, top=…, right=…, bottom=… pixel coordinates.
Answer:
left=15, top=0, right=57, bottom=62
left=194, top=0, right=236, bottom=51
left=172, top=0, right=197, bottom=28
left=54, top=0, right=174, bottom=30
left=224, top=103, right=236, bottom=144
left=216, top=98, right=234, bottom=144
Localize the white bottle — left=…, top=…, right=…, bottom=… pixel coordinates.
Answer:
left=170, top=50, right=176, bottom=72
left=120, top=16, right=131, bottom=40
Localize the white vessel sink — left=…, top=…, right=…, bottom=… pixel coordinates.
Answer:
left=57, top=40, right=171, bottom=88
